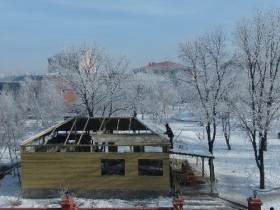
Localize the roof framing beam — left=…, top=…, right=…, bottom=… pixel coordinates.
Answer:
left=77, top=117, right=90, bottom=145
left=64, top=117, right=78, bottom=145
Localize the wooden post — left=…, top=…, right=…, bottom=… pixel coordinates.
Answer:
left=247, top=197, right=262, bottom=210
left=117, top=118, right=120, bottom=133
left=210, top=158, right=214, bottom=193
left=128, top=118, right=131, bottom=133
left=202, top=157, right=205, bottom=177
left=0, top=172, right=4, bottom=180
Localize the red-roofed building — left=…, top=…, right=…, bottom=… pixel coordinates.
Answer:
left=134, top=61, right=190, bottom=75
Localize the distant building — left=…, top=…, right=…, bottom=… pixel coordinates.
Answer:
left=0, top=75, right=43, bottom=92
left=134, top=61, right=191, bottom=75
left=0, top=74, right=77, bottom=113
left=133, top=61, right=192, bottom=86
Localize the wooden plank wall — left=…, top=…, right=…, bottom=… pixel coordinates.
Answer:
left=22, top=152, right=170, bottom=191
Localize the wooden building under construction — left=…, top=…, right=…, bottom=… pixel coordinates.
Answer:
left=21, top=117, right=171, bottom=199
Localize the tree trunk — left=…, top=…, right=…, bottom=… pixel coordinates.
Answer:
left=208, top=158, right=215, bottom=181
left=222, top=117, right=231, bottom=150
left=252, top=130, right=265, bottom=189
left=206, top=123, right=211, bottom=148
left=256, top=131, right=266, bottom=189
left=88, top=110, right=93, bottom=117
left=259, top=133, right=266, bottom=189
left=225, top=136, right=231, bottom=150
left=206, top=123, right=215, bottom=181
left=259, top=147, right=265, bottom=189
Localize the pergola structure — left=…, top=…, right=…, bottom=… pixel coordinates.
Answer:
left=169, top=150, right=215, bottom=192
left=142, top=120, right=215, bottom=189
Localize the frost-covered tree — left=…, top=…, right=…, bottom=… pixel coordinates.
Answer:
left=153, top=75, right=181, bottom=122
left=0, top=89, right=24, bottom=169
left=126, top=72, right=153, bottom=118
left=48, top=45, right=131, bottom=117
left=0, top=76, right=66, bottom=167
left=219, top=99, right=232, bottom=150
left=99, top=56, right=131, bottom=117
left=48, top=45, right=105, bottom=117
left=234, top=9, right=280, bottom=189
left=18, top=78, right=65, bottom=126
left=179, top=27, right=235, bottom=179
left=18, top=79, right=43, bottom=120
left=128, top=72, right=180, bottom=121
left=39, top=78, right=66, bottom=124
left=218, top=90, right=238, bottom=150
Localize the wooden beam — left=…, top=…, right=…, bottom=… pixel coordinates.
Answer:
left=77, top=117, right=90, bottom=145
left=92, top=134, right=169, bottom=146
left=128, top=118, right=131, bottom=133
left=169, top=151, right=214, bottom=159
left=21, top=118, right=74, bottom=146
left=117, top=118, right=120, bottom=133
left=64, top=117, right=78, bottom=145
left=210, top=158, right=214, bottom=193
left=202, top=157, right=204, bottom=177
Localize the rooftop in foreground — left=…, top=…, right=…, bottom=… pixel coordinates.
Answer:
left=21, top=117, right=170, bottom=151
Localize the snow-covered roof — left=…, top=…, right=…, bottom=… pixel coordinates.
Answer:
left=143, top=61, right=186, bottom=70
left=141, top=119, right=214, bottom=159
left=0, top=75, right=44, bottom=83
left=134, top=61, right=190, bottom=73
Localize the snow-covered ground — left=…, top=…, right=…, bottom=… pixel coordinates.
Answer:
left=168, top=119, right=280, bottom=209
left=0, top=171, right=172, bottom=208
left=0, top=117, right=280, bottom=209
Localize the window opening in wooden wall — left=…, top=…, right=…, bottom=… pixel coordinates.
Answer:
left=138, top=159, right=163, bottom=176
left=101, top=159, right=125, bottom=175
left=144, top=146, right=163, bottom=153
left=133, top=146, right=144, bottom=152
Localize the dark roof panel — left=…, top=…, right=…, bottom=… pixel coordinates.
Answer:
left=56, top=117, right=148, bottom=132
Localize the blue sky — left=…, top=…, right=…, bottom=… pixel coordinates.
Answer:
left=0, top=0, right=279, bottom=74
